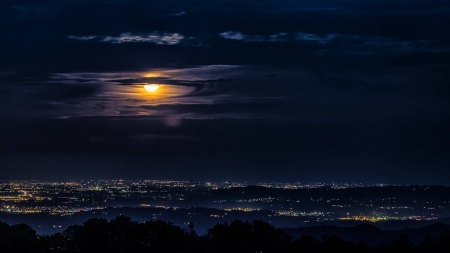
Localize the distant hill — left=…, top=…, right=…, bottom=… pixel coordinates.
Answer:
left=285, top=223, right=450, bottom=246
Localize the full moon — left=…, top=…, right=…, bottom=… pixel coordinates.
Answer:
left=144, top=84, right=159, bottom=92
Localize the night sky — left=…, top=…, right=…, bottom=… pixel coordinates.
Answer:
left=1, top=0, right=449, bottom=184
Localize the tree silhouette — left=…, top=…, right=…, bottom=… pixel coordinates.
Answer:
left=204, top=220, right=291, bottom=253
left=292, top=234, right=321, bottom=252
left=0, top=222, right=40, bottom=253
left=435, top=230, right=450, bottom=252
left=381, top=234, right=416, bottom=253
left=1, top=218, right=450, bottom=253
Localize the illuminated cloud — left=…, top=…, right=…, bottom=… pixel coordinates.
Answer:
left=68, top=32, right=185, bottom=45
left=101, top=32, right=184, bottom=45
left=219, top=31, right=245, bottom=40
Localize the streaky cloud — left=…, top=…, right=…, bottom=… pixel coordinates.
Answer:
left=102, top=32, right=184, bottom=45
left=219, top=31, right=245, bottom=40
left=169, top=11, right=186, bottom=16
left=295, top=33, right=339, bottom=44
left=219, top=31, right=286, bottom=42
left=67, top=35, right=97, bottom=40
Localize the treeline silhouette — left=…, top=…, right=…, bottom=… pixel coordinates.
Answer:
left=1, top=216, right=450, bottom=253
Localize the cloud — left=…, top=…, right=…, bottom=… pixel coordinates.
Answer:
left=104, top=76, right=235, bottom=97
left=3, top=65, right=243, bottom=119
left=68, top=35, right=97, bottom=41
left=219, top=31, right=286, bottom=42
left=219, top=31, right=245, bottom=40
left=138, top=100, right=285, bottom=116
left=169, top=11, right=186, bottom=16
left=32, top=83, right=102, bottom=100
left=218, top=31, right=360, bottom=45
left=68, top=32, right=185, bottom=45
left=358, top=38, right=449, bottom=53
left=101, top=32, right=184, bottom=45
left=269, top=32, right=288, bottom=42
left=218, top=31, right=361, bottom=45
left=295, top=33, right=339, bottom=44
left=67, top=30, right=446, bottom=55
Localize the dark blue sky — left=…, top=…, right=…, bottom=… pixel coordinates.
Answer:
left=0, top=0, right=449, bottom=184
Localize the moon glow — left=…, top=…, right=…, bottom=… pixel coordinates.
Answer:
left=144, top=84, right=159, bottom=92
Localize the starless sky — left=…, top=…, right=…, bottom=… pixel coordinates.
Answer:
left=0, top=0, right=449, bottom=184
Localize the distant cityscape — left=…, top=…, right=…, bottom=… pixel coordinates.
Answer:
left=1, top=180, right=448, bottom=231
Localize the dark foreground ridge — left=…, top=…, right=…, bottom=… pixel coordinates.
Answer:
left=1, top=216, right=450, bottom=253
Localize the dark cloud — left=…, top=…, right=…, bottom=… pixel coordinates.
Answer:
left=31, top=83, right=102, bottom=100
left=136, top=100, right=285, bottom=116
